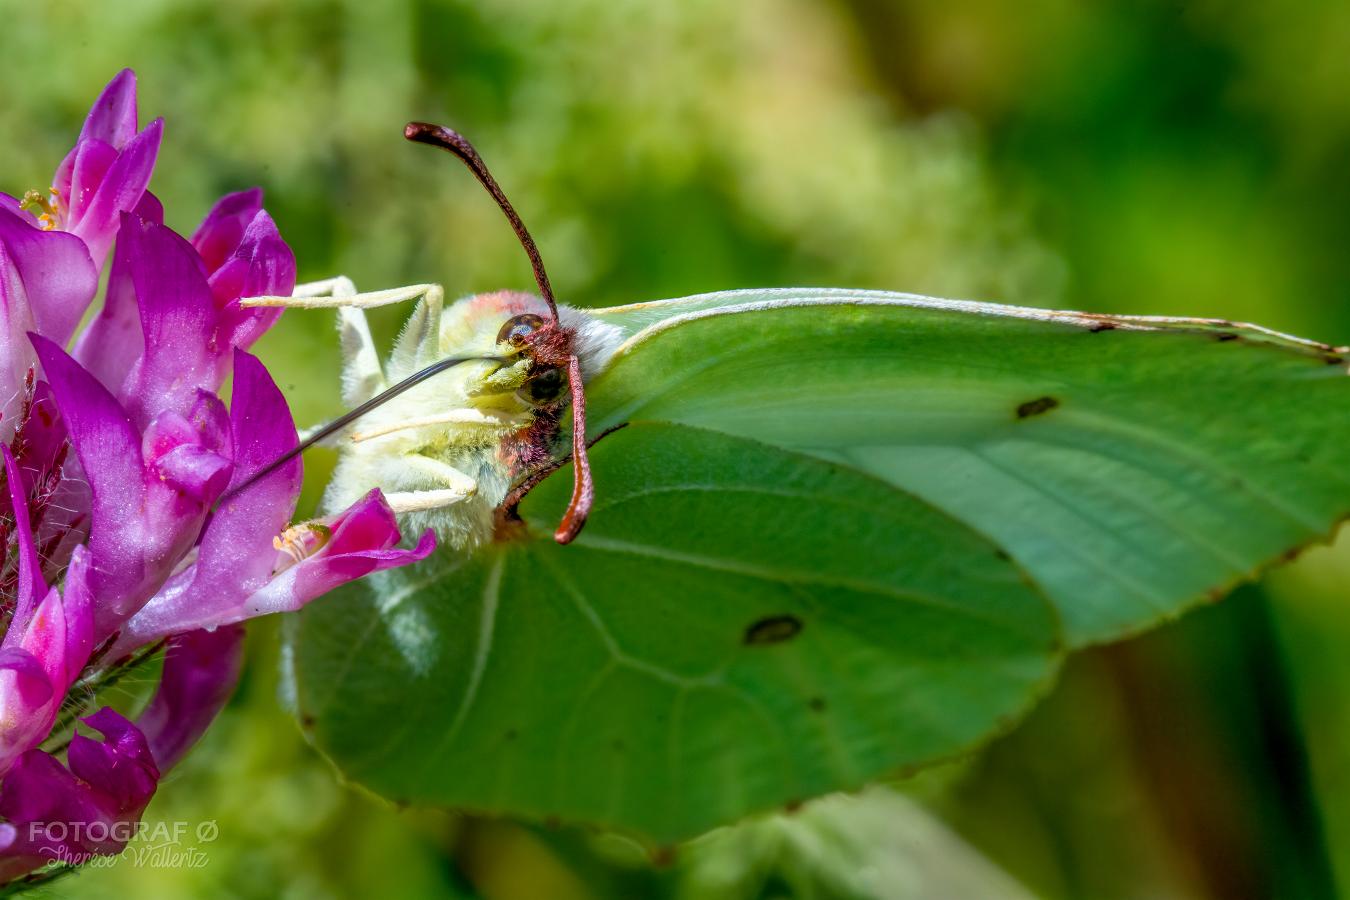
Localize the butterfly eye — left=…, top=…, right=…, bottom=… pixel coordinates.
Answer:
left=497, top=313, right=545, bottom=349
left=518, top=365, right=566, bottom=404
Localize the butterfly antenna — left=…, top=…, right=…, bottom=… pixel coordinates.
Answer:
left=405, top=121, right=593, bottom=543
left=221, top=355, right=502, bottom=503
left=404, top=123, right=557, bottom=319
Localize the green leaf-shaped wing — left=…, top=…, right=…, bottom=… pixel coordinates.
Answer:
left=292, top=423, right=1058, bottom=841
left=586, top=289, right=1350, bottom=645
left=293, top=287, right=1350, bottom=841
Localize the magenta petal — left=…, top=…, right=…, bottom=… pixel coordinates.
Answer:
left=132, top=188, right=164, bottom=225
left=0, top=752, right=103, bottom=879
left=0, top=585, right=76, bottom=769
left=71, top=220, right=144, bottom=393
left=198, top=350, right=302, bottom=590
left=325, top=489, right=405, bottom=553
left=110, top=373, right=434, bottom=645
left=0, top=242, right=31, bottom=435
left=12, top=381, right=68, bottom=497
left=47, top=70, right=155, bottom=272
left=0, top=710, right=158, bottom=878
left=0, top=750, right=107, bottom=877
left=141, top=389, right=229, bottom=455
left=0, top=209, right=99, bottom=434
left=67, top=119, right=163, bottom=269
left=31, top=333, right=142, bottom=550
left=215, top=350, right=302, bottom=547
left=142, top=409, right=202, bottom=461
left=78, top=69, right=139, bottom=149
left=0, top=207, right=99, bottom=349
left=152, top=444, right=232, bottom=502
left=242, top=517, right=435, bottom=621
left=0, top=748, right=84, bottom=826
left=0, top=649, right=59, bottom=789
left=193, top=349, right=302, bottom=590
left=115, top=214, right=221, bottom=427
left=61, top=547, right=95, bottom=685
left=192, top=188, right=263, bottom=274
left=56, top=138, right=118, bottom=227
left=188, top=388, right=232, bottom=453
left=136, top=625, right=245, bottom=771
left=30, top=335, right=165, bottom=635
left=0, top=648, right=53, bottom=718
left=0, top=447, right=47, bottom=642
left=244, top=490, right=435, bottom=620
left=67, top=709, right=159, bottom=811
left=212, top=210, right=295, bottom=349
left=107, top=352, right=300, bottom=653
left=0, top=613, right=64, bottom=773
left=8, top=382, right=81, bottom=588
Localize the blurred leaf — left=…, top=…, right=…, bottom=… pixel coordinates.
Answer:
left=292, top=423, right=1058, bottom=841
left=585, top=290, right=1350, bottom=645
left=677, top=786, right=1037, bottom=900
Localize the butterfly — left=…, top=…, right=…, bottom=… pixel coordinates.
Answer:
left=240, top=121, right=1350, bottom=842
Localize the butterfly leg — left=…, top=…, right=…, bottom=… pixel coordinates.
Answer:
left=383, top=488, right=472, bottom=514
left=287, top=277, right=390, bottom=408
left=242, top=281, right=446, bottom=380
left=338, top=304, right=385, bottom=407
left=248, top=276, right=452, bottom=400
left=244, top=281, right=442, bottom=311
left=292, top=276, right=359, bottom=299
left=381, top=452, right=477, bottom=514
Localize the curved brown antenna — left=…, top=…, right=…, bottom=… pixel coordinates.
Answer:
left=406, top=121, right=593, bottom=543
left=404, top=123, right=557, bottom=319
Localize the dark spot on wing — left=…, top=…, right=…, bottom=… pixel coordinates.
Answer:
left=744, top=614, right=803, bottom=645
left=808, top=696, right=827, bottom=713
left=1016, top=396, right=1060, bottom=419
left=1088, top=321, right=1116, bottom=333
left=1326, top=354, right=1345, bottom=366
left=1215, top=332, right=1238, bottom=342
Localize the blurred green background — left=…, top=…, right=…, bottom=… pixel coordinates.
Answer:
left=5, top=1, right=1350, bottom=897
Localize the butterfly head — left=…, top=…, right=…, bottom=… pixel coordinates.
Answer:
left=442, top=290, right=575, bottom=412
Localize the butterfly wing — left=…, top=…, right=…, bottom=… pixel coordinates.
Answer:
left=584, top=288, right=1350, bottom=646
left=291, top=419, right=1058, bottom=841
left=291, top=287, right=1350, bottom=841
